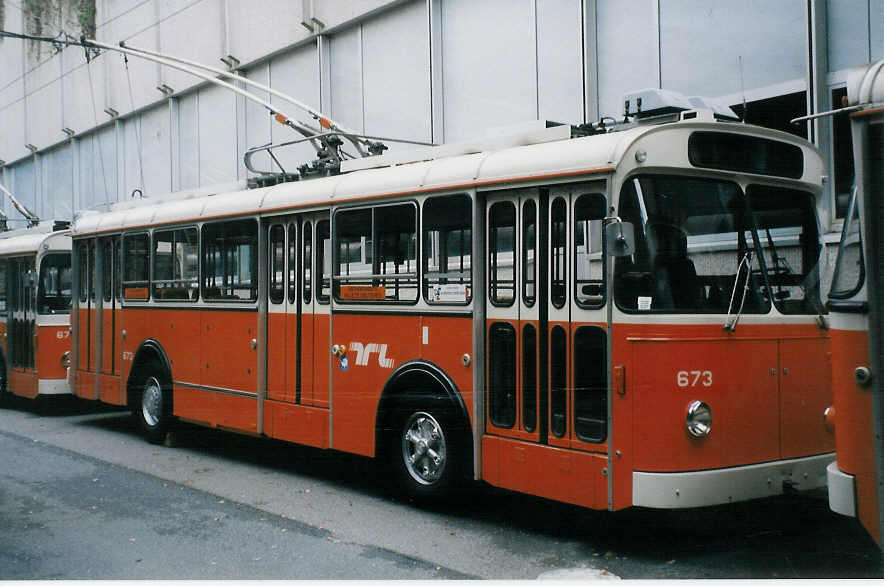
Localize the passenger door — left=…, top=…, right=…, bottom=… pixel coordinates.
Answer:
left=300, top=212, right=331, bottom=408
left=484, top=184, right=609, bottom=509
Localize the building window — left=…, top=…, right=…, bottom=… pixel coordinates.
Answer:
left=730, top=91, right=808, bottom=139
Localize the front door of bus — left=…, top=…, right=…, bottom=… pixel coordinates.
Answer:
left=484, top=184, right=609, bottom=509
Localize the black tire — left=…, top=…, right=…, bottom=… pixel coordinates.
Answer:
left=133, top=360, right=173, bottom=444
left=389, top=402, right=465, bottom=501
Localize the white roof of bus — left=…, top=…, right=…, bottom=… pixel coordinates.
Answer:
left=0, top=225, right=71, bottom=256
left=71, top=117, right=820, bottom=236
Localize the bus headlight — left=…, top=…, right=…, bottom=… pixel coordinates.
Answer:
left=685, top=400, right=712, bottom=438
left=61, top=350, right=71, bottom=368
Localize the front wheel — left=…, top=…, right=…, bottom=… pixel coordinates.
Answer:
left=391, top=407, right=462, bottom=500
left=135, top=362, right=173, bottom=443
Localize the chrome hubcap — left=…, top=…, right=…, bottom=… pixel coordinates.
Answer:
left=141, top=376, right=163, bottom=427
left=401, top=411, right=446, bottom=485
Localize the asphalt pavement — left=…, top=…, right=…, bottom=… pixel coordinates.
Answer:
left=0, top=396, right=881, bottom=579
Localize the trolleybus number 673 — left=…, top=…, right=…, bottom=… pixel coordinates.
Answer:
left=677, top=370, right=713, bottom=388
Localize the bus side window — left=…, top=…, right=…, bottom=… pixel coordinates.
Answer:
left=550, top=197, right=567, bottom=309
left=287, top=223, right=297, bottom=305
left=522, top=200, right=536, bottom=307
left=333, top=205, right=417, bottom=304
left=269, top=225, right=285, bottom=305
left=489, top=201, right=516, bottom=307
left=316, top=220, right=330, bottom=304
left=122, top=233, right=150, bottom=300
left=114, top=239, right=122, bottom=301
left=202, top=219, right=258, bottom=302
left=574, top=326, right=606, bottom=442
left=423, top=194, right=472, bottom=305
left=303, top=221, right=312, bottom=304
left=488, top=322, right=516, bottom=429
left=0, top=259, right=7, bottom=317
left=574, top=194, right=606, bottom=308
left=550, top=325, right=567, bottom=437
left=153, top=227, right=199, bottom=301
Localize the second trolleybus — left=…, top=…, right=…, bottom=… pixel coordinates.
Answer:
left=69, top=94, right=835, bottom=510
left=824, top=58, right=884, bottom=547
left=0, top=222, right=73, bottom=403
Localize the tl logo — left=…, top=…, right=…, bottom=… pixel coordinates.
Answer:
left=332, top=342, right=395, bottom=370
left=350, top=342, right=395, bottom=368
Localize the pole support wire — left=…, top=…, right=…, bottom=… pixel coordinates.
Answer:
left=0, top=29, right=391, bottom=179
left=116, top=40, right=384, bottom=158
left=123, top=53, right=146, bottom=195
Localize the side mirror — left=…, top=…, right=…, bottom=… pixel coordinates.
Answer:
left=604, top=221, right=635, bottom=257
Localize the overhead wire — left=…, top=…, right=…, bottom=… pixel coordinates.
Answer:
left=123, top=53, right=146, bottom=195
left=84, top=48, right=111, bottom=209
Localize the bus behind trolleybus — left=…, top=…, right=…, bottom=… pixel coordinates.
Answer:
left=69, top=90, right=835, bottom=511
left=0, top=222, right=72, bottom=403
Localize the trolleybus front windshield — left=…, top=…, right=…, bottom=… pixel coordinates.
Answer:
left=37, top=253, right=72, bottom=314
left=616, top=175, right=823, bottom=315
left=615, top=175, right=769, bottom=314
left=747, top=185, right=825, bottom=315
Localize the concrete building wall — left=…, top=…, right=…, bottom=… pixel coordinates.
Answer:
left=0, top=0, right=880, bottom=235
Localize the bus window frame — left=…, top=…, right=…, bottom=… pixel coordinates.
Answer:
left=613, top=174, right=772, bottom=315
left=332, top=200, right=419, bottom=305
left=37, top=252, right=72, bottom=315
left=573, top=192, right=607, bottom=310
left=316, top=219, right=330, bottom=305
left=746, top=183, right=826, bottom=316
left=269, top=223, right=286, bottom=306
left=423, top=193, right=473, bottom=307
left=488, top=199, right=517, bottom=308
left=122, top=231, right=151, bottom=302
left=201, top=218, right=259, bottom=304
left=828, top=187, right=865, bottom=302
left=0, top=258, right=7, bottom=317
left=152, top=225, right=200, bottom=303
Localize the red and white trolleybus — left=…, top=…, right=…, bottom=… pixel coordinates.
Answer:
left=70, top=92, right=835, bottom=510
left=0, top=223, right=72, bottom=402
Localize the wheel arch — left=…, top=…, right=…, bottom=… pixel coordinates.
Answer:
left=374, top=360, right=472, bottom=459
left=126, top=339, right=172, bottom=408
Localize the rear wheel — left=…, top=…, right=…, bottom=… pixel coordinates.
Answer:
left=134, top=361, right=173, bottom=443
left=390, top=404, right=464, bottom=500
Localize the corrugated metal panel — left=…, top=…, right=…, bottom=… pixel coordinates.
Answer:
left=362, top=0, right=431, bottom=149
left=440, top=0, right=537, bottom=142
left=197, top=85, right=238, bottom=186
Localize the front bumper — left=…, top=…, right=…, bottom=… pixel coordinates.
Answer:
left=826, top=461, right=857, bottom=518
left=633, top=453, right=834, bottom=508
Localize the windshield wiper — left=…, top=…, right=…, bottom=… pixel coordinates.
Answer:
left=724, top=252, right=752, bottom=331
